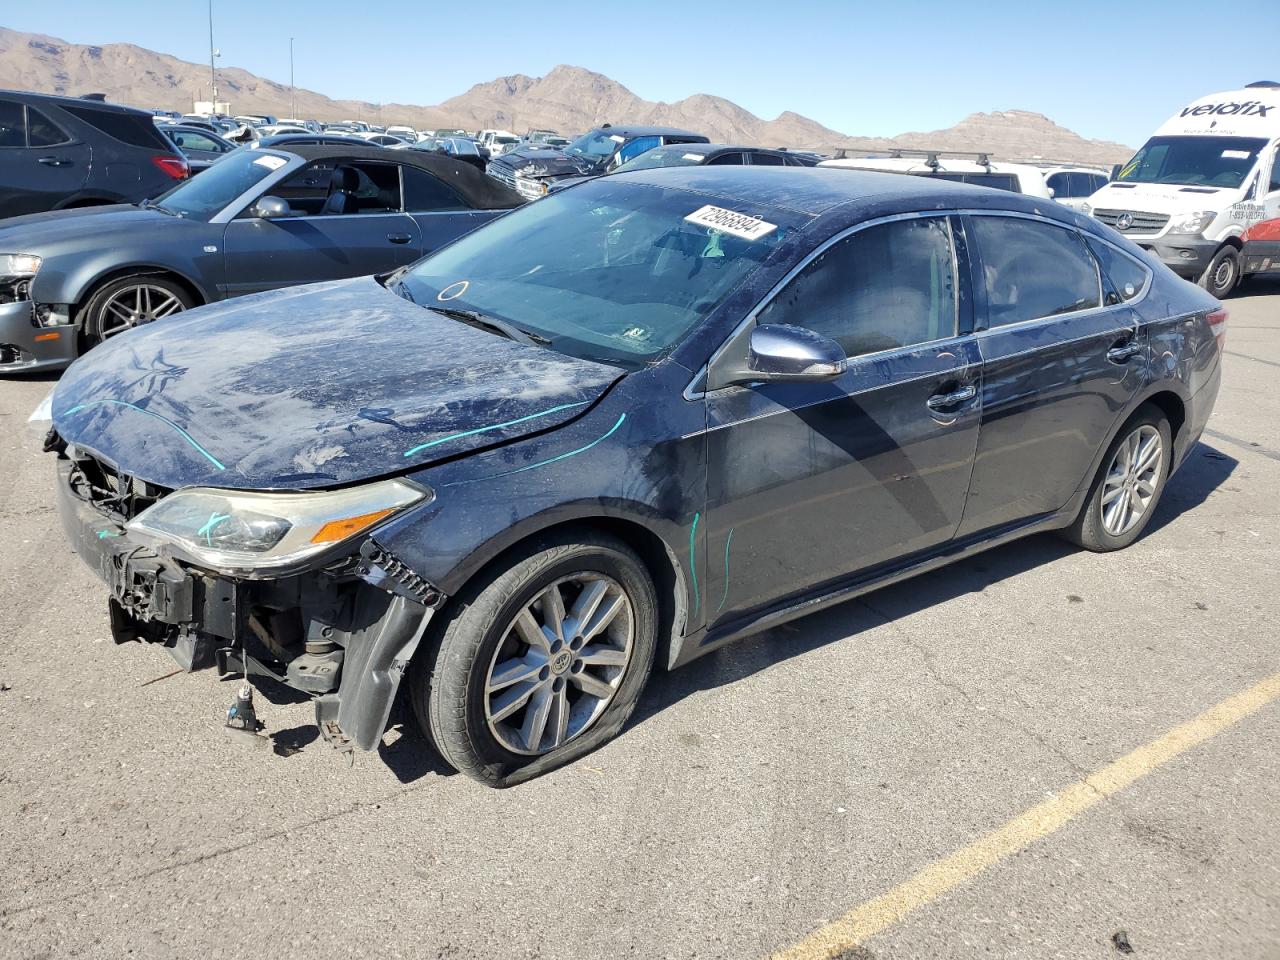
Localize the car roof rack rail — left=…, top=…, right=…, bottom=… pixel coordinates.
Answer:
left=887, top=148, right=993, bottom=169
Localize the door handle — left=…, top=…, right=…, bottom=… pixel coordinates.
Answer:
left=37, top=156, right=72, bottom=167
left=1106, top=341, right=1141, bottom=363
left=386, top=233, right=413, bottom=244
left=926, top=384, right=977, bottom=411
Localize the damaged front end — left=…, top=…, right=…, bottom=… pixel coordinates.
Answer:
left=51, top=437, right=445, bottom=752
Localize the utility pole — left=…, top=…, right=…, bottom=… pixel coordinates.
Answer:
left=289, top=37, right=295, bottom=118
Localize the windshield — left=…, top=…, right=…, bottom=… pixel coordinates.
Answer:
left=1117, top=135, right=1268, bottom=188
left=564, top=130, right=625, bottom=161
left=151, top=150, right=289, bottom=219
left=394, top=179, right=800, bottom=369
left=616, top=147, right=707, bottom=172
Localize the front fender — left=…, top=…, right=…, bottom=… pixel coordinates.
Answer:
left=31, top=243, right=222, bottom=308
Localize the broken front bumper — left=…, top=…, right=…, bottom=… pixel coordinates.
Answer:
left=0, top=299, right=77, bottom=372
left=55, top=457, right=443, bottom=751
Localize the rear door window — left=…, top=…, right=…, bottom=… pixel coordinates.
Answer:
left=970, top=216, right=1102, bottom=326
left=1046, top=172, right=1071, bottom=197
left=749, top=152, right=785, bottom=166
left=26, top=107, right=70, bottom=147
left=705, top=152, right=745, bottom=166
left=403, top=166, right=467, bottom=211
left=756, top=216, right=957, bottom=358
left=0, top=100, right=24, bottom=147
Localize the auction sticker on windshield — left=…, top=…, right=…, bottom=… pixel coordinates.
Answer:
left=253, top=155, right=287, bottom=170
left=684, top=205, right=778, bottom=241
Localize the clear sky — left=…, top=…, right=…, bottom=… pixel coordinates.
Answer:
left=8, top=1, right=1279, bottom=145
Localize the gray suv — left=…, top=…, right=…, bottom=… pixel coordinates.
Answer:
left=0, top=90, right=190, bottom=219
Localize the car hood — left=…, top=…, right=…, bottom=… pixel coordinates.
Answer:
left=52, top=276, right=624, bottom=491
left=1088, top=182, right=1235, bottom=214
left=0, top=204, right=184, bottom=250
left=491, top=147, right=600, bottom=179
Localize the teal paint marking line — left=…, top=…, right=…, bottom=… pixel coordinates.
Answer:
left=443, top=413, right=626, bottom=486
left=402, top=401, right=590, bottom=458
left=62, top=399, right=226, bottom=471
left=197, top=511, right=231, bottom=546
left=689, top=512, right=701, bottom=618
left=96, top=529, right=121, bottom=540
left=715, top=527, right=734, bottom=613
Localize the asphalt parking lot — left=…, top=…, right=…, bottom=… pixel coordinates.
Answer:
left=1, top=280, right=1277, bottom=960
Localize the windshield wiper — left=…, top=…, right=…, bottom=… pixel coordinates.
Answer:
left=428, top=306, right=549, bottom=347
left=139, top=198, right=179, bottom=217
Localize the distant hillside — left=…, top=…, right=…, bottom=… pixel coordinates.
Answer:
left=0, top=26, right=1134, bottom=164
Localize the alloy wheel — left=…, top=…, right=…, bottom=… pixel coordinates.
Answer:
left=97, top=283, right=187, bottom=339
left=484, top=574, right=634, bottom=756
left=1101, top=424, right=1163, bottom=537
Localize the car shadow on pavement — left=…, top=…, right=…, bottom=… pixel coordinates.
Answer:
left=629, top=441, right=1237, bottom=731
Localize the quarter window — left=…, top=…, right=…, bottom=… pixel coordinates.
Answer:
left=402, top=166, right=466, bottom=211
left=756, top=217, right=957, bottom=358
left=1085, top=236, right=1149, bottom=303
left=1046, top=172, right=1071, bottom=198
left=971, top=217, right=1101, bottom=326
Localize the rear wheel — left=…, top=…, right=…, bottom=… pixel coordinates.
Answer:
left=411, top=532, right=658, bottom=787
left=1063, top=405, right=1172, bottom=552
left=81, top=275, right=194, bottom=349
left=1199, top=246, right=1241, bottom=299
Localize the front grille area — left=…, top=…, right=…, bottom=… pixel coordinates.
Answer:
left=65, top=449, right=171, bottom=521
left=1093, top=209, right=1171, bottom=235
left=487, top=165, right=546, bottom=200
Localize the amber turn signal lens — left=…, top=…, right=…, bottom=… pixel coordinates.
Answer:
left=309, top=508, right=395, bottom=544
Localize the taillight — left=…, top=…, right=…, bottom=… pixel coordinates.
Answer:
left=151, top=154, right=189, bottom=180
left=1207, top=307, right=1228, bottom=349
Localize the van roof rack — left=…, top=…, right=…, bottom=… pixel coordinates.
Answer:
left=888, top=148, right=992, bottom=169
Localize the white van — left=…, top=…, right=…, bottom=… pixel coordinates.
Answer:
left=1085, top=81, right=1280, bottom=297
left=821, top=151, right=1053, bottom=199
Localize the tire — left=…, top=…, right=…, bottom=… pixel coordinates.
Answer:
left=1063, top=404, right=1172, bottom=552
left=411, top=531, right=658, bottom=787
left=80, top=275, right=195, bottom=349
left=1198, top=246, right=1241, bottom=299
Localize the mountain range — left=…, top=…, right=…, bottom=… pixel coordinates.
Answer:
left=0, top=26, right=1135, bottom=165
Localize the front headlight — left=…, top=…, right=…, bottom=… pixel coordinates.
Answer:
left=1, top=254, right=42, bottom=277
left=1168, top=211, right=1216, bottom=235
left=126, top=478, right=428, bottom=572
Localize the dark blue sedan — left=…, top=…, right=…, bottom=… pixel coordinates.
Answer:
left=46, top=167, right=1223, bottom=785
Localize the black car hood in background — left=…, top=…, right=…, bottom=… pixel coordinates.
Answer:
left=488, top=145, right=601, bottom=181
left=52, top=277, right=624, bottom=490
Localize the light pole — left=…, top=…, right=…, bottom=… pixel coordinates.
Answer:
left=289, top=37, right=295, bottom=118
left=207, top=0, right=219, bottom=111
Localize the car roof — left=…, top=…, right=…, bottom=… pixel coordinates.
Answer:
left=272, top=143, right=524, bottom=209
left=592, top=125, right=708, bottom=140
left=1, top=88, right=151, bottom=118
left=612, top=165, right=1081, bottom=224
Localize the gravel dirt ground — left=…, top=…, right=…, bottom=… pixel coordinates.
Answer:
left=0, top=280, right=1276, bottom=960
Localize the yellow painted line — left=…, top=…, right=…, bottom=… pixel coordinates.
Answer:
left=773, top=670, right=1280, bottom=960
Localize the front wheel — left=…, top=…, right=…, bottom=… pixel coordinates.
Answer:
left=412, top=532, right=658, bottom=787
left=1063, top=405, right=1172, bottom=552
left=1198, top=246, right=1241, bottom=299
left=80, top=275, right=194, bottom=349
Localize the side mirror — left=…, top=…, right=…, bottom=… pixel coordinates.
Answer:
left=741, top=323, right=846, bottom=383
left=1047, top=186, right=1056, bottom=198
left=250, top=196, right=291, bottom=219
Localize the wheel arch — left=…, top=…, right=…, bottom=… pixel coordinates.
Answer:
left=71, top=264, right=210, bottom=325
left=423, top=509, right=690, bottom=675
